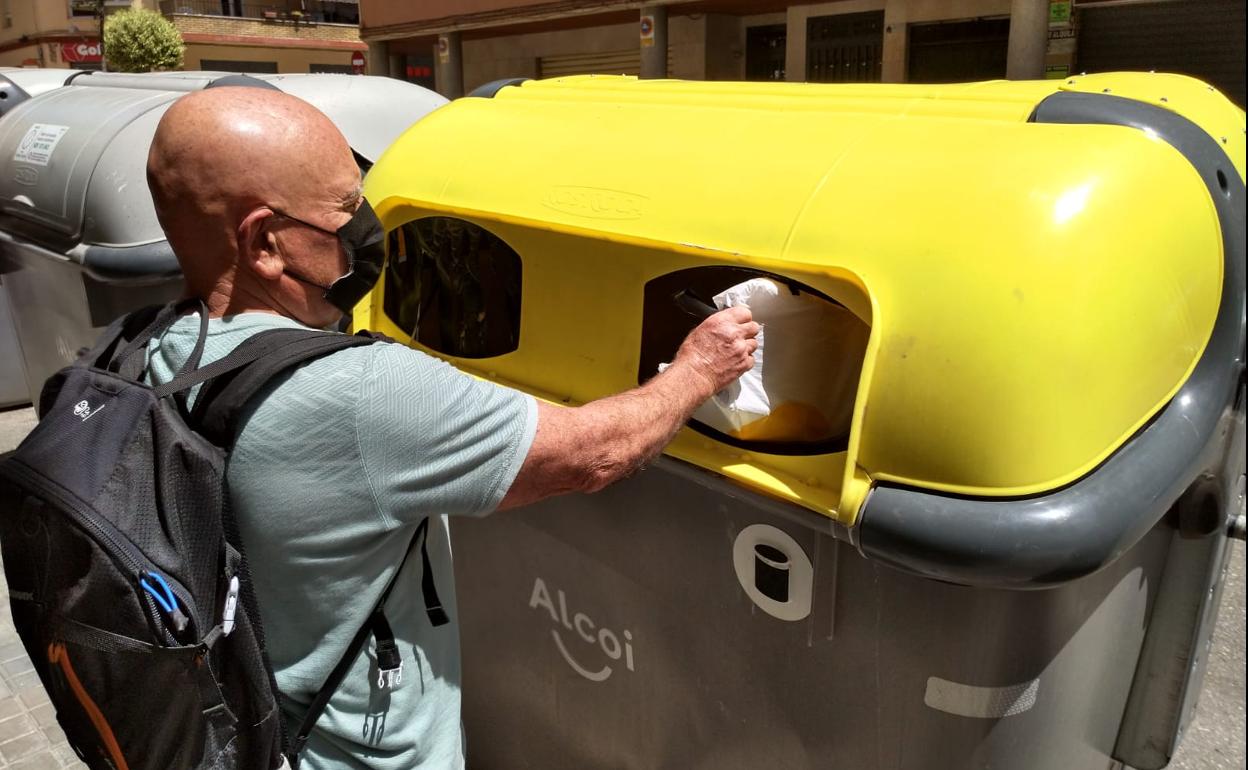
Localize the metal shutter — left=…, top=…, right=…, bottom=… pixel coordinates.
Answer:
left=907, top=18, right=1010, bottom=83
left=538, top=48, right=673, bottom=78
left=1077, top=0, right=1245, bottom=106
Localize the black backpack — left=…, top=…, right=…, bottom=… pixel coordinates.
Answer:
left=0, top=301, right=448, bottom=769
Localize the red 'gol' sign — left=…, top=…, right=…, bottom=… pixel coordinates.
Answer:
left=62, top=41, right=102, bottom=63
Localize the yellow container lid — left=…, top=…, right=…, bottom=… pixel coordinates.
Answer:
left=358, top=73, right=1244, bottom=528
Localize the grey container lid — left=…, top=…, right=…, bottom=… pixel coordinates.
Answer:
left=0, top=71, right=447, bottom=280
left=0, top=67, right=77, bottom=99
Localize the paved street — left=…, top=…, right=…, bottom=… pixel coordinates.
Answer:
left=0, top=404, right=1243, bottom=769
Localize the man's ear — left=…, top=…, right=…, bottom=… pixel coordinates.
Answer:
left=237, top=207, right=285, bottom=282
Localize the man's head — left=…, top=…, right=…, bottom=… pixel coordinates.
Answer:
left=146, top=86, right=364, bottom=328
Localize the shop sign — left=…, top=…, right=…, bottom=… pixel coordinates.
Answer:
left=436, top=35, right=450, bottom=64
left=1049, top=0, right=1072, bottom=27
left=640, top=14, right=655, bottom=47
left=1047, top=26, right=1076, bottom=56
left=61, top=40, right=102, bottom=63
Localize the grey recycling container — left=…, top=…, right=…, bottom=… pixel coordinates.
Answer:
left=356, top=73, right=1245, bottom=770
left=0, top=71, right=48, bottom=408
left=0, top=278, right=28, bottom=407
left=0, top=70, right=446, bottom=408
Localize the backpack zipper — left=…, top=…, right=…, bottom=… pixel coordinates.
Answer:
left=0, top=460, right=200, bottom=644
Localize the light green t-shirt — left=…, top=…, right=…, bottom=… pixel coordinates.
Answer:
left=146, top=312, right=538, bottom=770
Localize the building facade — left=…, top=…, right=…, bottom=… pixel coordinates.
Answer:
left=0, top=0, right=112, bottom=69
left=359, top=0, right=1244, bottom=107
left=0, top=0, right=365, bottom=74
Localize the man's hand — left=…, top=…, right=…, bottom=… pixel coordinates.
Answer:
left=671, top=306, right=760, bottom=397
left=498, top=305, right=761, bottom=510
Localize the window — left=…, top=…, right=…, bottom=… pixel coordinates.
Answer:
left=639, top=267, right=869, bottom=455
left=383, top=218, right=522, bottom=359
left=317, top=1, right=358, bottom=24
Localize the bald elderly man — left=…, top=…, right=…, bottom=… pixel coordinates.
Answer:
left=142, top=87, right=757, bottom=769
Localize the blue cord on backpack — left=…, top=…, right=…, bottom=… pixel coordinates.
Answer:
left=140, top=572, right=177, bottom=613
left=140, top=571, right=190, bottom=634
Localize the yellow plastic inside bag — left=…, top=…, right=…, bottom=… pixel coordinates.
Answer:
left=731, top=401, right=834, bottom=443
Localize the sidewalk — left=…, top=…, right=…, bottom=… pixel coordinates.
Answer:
left=0, top=408, right=83, bottom=769
left=0, top=567, right=80, bottom=769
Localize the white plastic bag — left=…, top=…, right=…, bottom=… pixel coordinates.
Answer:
left=670, top=278, right=867, bottom=443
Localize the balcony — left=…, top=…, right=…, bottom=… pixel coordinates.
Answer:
left=157, top=0, right=359, bottom=26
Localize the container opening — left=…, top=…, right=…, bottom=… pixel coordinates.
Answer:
left=639, top=266, right=870, bottom=455
left=383, top=217, right=522, bottom=359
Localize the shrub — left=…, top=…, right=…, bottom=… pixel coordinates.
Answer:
left=103, top=9, right=185, bottom=73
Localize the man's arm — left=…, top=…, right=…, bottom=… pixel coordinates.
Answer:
left=499, top=306, right=758, bottom=510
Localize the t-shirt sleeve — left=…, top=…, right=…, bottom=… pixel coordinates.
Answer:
left=356, top=343, right=538, bottom=525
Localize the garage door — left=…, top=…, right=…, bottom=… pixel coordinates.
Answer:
left=538, top=49, right=673, bottom=78
left=1077, top=0, right=1245, bottom=106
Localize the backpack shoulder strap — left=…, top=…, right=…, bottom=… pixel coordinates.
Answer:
left=80, top=304, right=162, bottom=369
left=288, top=517, right=447, bottom=764
left=163, top=328, right=381, bottom=447
left=107, top=299, right=208, bottom=380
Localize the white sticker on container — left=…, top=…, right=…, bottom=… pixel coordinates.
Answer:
left=13, top=124, right=70, bottom=167
left=732, top=524, right=813, bottom=622
left=924, top=676, right=1039, bottom=718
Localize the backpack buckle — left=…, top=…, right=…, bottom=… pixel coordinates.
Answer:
left=376, top=637, right=403, bottom=690
left=377, top=661, right=404, bottom=690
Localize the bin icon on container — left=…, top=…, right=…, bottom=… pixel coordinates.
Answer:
left=357, top=72, right=1244, bottom=770
left=0, top=69, right=447, bottom=408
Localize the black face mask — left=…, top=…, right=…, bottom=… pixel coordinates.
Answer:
left=275, top=198, right=386, bottom=314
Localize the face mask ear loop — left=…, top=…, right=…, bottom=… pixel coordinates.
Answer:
left=284, top=268, right=332, bottom=294
left=269, top=199, right=385, bottom=315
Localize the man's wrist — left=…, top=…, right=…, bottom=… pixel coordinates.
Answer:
left=655, top=359, right=717, bottom=409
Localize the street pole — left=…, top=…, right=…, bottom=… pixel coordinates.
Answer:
left=434, top=32, right=464, bottom=99
left=639, top=6, right=667, bottom=79
left=97, top=0, right=108, bottom=71
left=1006, top=0, right=1048, bottom=80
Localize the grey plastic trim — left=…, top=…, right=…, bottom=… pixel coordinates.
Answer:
left=62, top=72, right=215, bottom=93
left=468, top=78, right=530, bottom=99
left=204, top=74, right=281, bottom=91
left=62, top=70, right=93, bottom=87
left=0, top=75, right=31, bottom=120
left=74, top=241, right=182, bottom=282
left=856, top=92, right=1246, bottom=589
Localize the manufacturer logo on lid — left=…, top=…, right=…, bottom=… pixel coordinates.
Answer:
left=543, top=186, right=646, bottom=221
